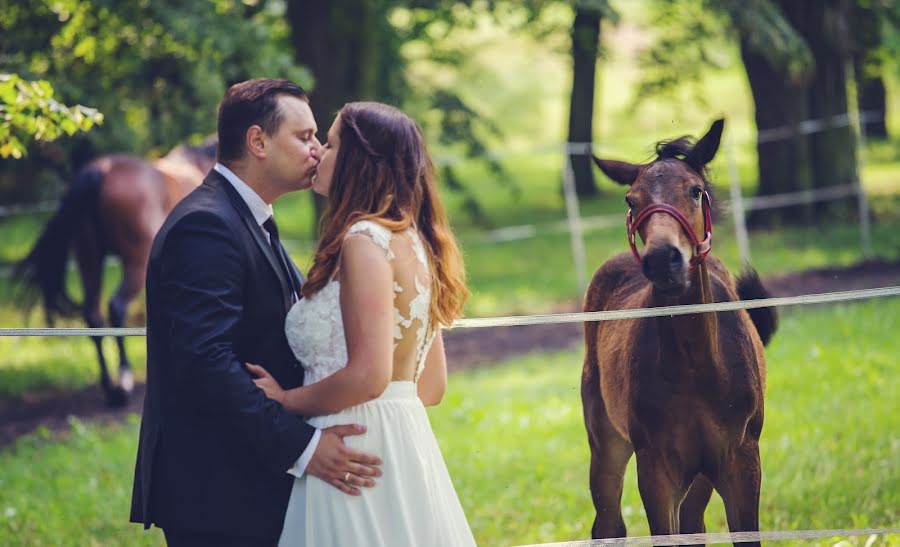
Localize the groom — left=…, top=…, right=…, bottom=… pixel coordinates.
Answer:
left=131, top=79, right=382, bottom=546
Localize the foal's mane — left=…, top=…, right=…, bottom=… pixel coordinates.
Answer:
left=652, top=135, right=717, bottom=208
left=654, top=137, right=711, bottom=179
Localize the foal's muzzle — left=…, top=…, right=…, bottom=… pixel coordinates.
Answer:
left=625, top=192, right=713, bottom=269
left=642, top=244, right=688, bottom=295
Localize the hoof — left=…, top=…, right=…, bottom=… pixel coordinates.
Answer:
left=120, top=369, right=135, bottom=393
left=105, top=386, right=130, bottom=408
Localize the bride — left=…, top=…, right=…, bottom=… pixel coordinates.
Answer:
left=248, top=101, right=476, bottom=546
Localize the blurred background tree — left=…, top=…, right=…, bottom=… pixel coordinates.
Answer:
left=635, top=0, right=899, bottom=226
left=1, top=0, right=896, bottom=227
left=0, top=0, right=307, bottom=201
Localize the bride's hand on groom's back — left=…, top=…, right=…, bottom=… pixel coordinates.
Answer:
left=308, top=424, right=383, bottom=496
left=246, top=363, right=286, bottom=404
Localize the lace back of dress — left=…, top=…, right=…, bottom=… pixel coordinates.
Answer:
left=345, top=221, right=434, bottom=382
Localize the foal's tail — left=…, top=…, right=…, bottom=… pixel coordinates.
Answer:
left=736, top=268, right=778, bottom=347
left=13, top=165, right=104, bottom=324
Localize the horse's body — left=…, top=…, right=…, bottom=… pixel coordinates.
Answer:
left=15, top=139, right=216, bottom=405
left=581, top=120, right=777, bottom=545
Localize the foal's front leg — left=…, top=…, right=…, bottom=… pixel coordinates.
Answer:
left=587, top=428, right=633, bottom=539
left=635, top=448, right=688, bottom=542
left=582, top=355, right=633, bottom=539
left=716, top=440, right=762, bottom=547
left=679, top=474, right=714, bottom=547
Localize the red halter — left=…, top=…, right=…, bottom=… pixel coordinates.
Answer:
left=626, top=191, right=713, bottom=269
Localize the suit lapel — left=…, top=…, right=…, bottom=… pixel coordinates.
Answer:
left=207, top=172, right=292, bottom=311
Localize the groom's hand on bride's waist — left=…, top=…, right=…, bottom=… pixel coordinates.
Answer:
left=307, top=424, right=383, bottom=496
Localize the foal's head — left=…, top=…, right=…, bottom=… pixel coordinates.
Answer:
left=594, top=119, right=724, bottom=296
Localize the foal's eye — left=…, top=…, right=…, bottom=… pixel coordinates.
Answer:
left=690, top=186, right=703, bottom=200
left=625, top=197, right=635, bottom=209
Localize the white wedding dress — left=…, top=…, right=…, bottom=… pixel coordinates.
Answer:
left=278, top=220, right=476, bottom=546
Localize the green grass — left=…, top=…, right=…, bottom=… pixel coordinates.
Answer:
left=1, top=298, right=898, bottom=546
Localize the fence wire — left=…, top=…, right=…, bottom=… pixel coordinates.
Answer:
left=517, top=527, right=899, bottom=547
left=2, top=286, right=897, bottom=337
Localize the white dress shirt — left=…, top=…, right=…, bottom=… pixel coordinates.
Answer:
left=214, top=162, right=321, bottom=477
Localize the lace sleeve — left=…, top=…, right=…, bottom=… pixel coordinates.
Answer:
left=345, top=220, right=394, bottom=260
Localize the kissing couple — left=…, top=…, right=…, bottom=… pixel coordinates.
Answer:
left=131, top=78, right=476, bottom=546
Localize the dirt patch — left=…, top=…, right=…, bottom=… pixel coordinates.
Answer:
left=2, top=259, right=899, bottom=449
left=0, top=384, right=146, bottom=449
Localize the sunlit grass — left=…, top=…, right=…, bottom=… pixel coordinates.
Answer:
left=0, top=335, right=146, bottom=399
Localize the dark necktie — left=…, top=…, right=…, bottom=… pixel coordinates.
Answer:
left=262, top=216, right=299, bottom=303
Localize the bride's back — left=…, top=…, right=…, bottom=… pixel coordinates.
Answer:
left=388, top=228, right=433, bottom=382
left=344, top=220, right=433, bottom=383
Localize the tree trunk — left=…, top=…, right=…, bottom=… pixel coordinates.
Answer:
left=856, top=75, right=888, bottom=139
left=286, top=1, right=381, bottom=232
left=743, top=0, right=859, bottom=226
left=784, top=0, right=857, bottom=218
left=740, top=39, right=814, bottom=227
left=567, top=7, right=601, bottom=197
left=851, top=1, right=889, bottom=139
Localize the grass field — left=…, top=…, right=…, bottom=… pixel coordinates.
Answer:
left=1, top=297, right=897, bottom=546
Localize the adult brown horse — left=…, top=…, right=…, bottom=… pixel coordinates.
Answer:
left=14, top=138, right=217, bottom=406
left=581, top=119, right=777, bottom=545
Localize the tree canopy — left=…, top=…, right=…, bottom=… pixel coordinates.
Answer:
left=0, top=73, right=103, bottom=159
left=0, top=0, right=308, bottom=157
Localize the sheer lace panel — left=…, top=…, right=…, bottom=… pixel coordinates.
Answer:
left=286, top=220, right=435, bottom=385
left=344, top=221, right=434, bottom=382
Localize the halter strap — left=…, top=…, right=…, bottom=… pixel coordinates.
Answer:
left=626, top=191, right=712, bottom=269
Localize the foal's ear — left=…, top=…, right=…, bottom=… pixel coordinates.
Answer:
left=592, top=156, right=639, bottom=186
left=685, top=118, right=724, bottom=171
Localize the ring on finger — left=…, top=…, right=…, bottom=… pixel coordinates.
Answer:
left=344, top=471, right=351, bottom=482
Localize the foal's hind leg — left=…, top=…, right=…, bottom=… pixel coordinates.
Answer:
left=108, top=256, right=145, bottom=394
left=716, top=439, right=762, bottom=547
left=582, top=363, right=633, bottom=538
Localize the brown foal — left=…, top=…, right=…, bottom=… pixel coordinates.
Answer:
left=581, top=120, right=777, bottom=545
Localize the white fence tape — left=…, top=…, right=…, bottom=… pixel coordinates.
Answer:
left=741, top=182, right=860, bottom=211
left=451, top=286, right=899, bottom=329
left=517, top=527, right=898, bottom=547
left=0, top=200, right=56, bottom=218
left=2, top=286, right=897, bottom=337
left=756, top=110, right=881, bottom=145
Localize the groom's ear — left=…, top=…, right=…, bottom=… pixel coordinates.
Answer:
left=246, top=125, right=268, bottom=159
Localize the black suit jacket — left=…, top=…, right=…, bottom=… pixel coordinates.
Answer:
left=130, top=171, right=315, bottom=539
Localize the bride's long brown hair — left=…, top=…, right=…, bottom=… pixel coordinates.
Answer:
left=302, top=102, right=468, bottom=328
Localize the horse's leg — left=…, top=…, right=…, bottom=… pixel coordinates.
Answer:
left=73, top=229, right=117, bottom=404
left=588, top=426, right=633, bottom=539
left=678, top=474, right=714, bottom=547
left=635, top=447, right=687, bottom=542
left=582, top=367, right=633, bottom=539
left=108, top=256, right=145, bottom=394
left=716, top=440, right=762, bottom=547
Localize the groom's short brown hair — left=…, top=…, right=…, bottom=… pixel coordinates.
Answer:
left=216, top=78, right=309, bottom=163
